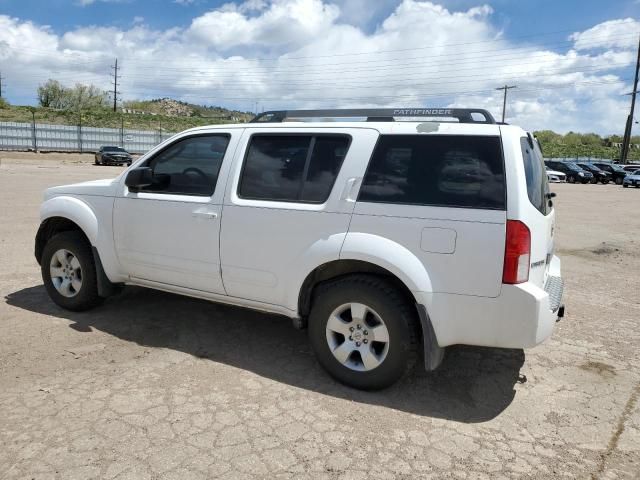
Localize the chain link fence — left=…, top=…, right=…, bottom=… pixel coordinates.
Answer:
left=0, top=120, right=175, bottom=154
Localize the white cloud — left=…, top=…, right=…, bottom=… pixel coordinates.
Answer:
left=570, top=18, right=639, bottom=51
left=0, top=1, right=637, bottom=134
left=187, top=0, right=340, bottom=50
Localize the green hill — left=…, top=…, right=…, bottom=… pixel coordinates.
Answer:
left=0, top=98, right=253, bottom=132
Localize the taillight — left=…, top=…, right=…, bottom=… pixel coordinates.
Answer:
left=502, top=220, right=531, bottom=284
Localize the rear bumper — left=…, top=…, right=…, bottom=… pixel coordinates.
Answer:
left=416, top=255, right=564, bottom=349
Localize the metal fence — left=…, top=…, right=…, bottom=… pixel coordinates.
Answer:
left=0, top=121, right=176, bottom=154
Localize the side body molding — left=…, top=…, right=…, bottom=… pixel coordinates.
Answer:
left=340, top=232, right=433, bottom=294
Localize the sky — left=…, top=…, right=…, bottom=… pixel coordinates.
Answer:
left=0, top=0, right=638, bottom=134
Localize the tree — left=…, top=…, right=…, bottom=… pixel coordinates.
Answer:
left=37, top=80, right=66, bottom=108
left=0, top=97, right=9, bottom=109
left=37, top=79, right=108, bottom=110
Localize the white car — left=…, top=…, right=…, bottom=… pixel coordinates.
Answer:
left=546, top=167, right=566, bottom=183
left=35, top=108, right=564, bottom=390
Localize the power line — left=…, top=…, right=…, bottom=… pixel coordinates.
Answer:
left=1, top=30, right=636, bottom=68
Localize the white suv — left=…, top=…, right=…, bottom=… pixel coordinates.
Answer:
left=35, top=108, right=564, bottom=389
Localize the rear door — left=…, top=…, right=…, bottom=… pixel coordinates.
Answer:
left=349, top=130, right=507, bottom=298
left=219, top=127, right=378, bottom=309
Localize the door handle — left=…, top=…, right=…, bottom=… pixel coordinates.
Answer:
left=192, top=210, right=218, bottom=220
left=341, top=177, right=362, bottom=202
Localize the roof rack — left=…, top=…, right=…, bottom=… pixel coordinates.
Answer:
left=250, top=108, right=496, bottom=124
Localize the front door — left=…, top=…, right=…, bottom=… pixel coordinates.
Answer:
left=113, top=132, right=238, bottom=294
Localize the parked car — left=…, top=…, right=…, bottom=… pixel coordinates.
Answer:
left=622, top=164, right=640, bottom=173
left=591, top=162, right=628, bottom=185
left=623, top=169, right=640, bottom=188
left=576, top=162, right=611, bottom=184
left=35, top=108, right=563, bottom=390
left=95, top=146, right=133, bottom=166
left=546, top=167, right=566, bottom=183
left=545, top=160, right=593, bottom=184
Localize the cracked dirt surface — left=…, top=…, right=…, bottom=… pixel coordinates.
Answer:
left=1, top=155, right=639, bottom=479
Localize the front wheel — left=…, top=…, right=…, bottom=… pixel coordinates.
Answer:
left=41, top=231, right=102, bottom=311
left=308, top=275, right=418, bottom=390
left=623, top=184, right=629, bottom=188
left=601, top=179, right=610, bottom=185
left=567, top=176, right=576, bottom=184
left=615, top=177, right=623, bottom=185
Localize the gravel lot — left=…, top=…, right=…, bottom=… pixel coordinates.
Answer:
left=1, top=154, right=639, bottom=479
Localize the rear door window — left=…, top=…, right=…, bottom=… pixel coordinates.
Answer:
left=359, top=135, right=505, bottom=209
left=521, top=137, right=550, bottom=215
left=238, top=134, right=350, bottom=203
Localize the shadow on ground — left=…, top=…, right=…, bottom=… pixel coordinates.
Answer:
left=6, top=284, right=525, bottom=423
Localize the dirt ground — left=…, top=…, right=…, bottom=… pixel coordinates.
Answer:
left=0, top=154, right=639, bottom=480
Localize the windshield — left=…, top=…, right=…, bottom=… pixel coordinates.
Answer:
left=565, top=162, right=582, bottom=171
left=104, top=146, right=127, bottom=152
left=609, top=165, right=626, bottom=172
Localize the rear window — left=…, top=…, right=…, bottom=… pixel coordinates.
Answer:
left=358, top=135, right=505, bottom=210
left=238, top=134, right=350, bottom=203
left=521, top=137, right=550, bottom=215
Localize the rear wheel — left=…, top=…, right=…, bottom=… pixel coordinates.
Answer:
left=615, top=177, right=623, bottom=185
left=94, top=156, right=100, bottom=165
left=41, top=231, right=102, bottom=311
left=623, top=184, right=629, bottom=188
left=601, top=178, right=610, bottom=185
left=308, top=275, right=418, bottom=390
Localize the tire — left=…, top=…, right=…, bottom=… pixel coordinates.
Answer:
left=590, top=178, right=597, bottom=184
left=94, top=156, right=100, bottom=165
left=567, top=176, right=576, bottom=184
left=601, top=179, right=609, bottom=185
left=308, top=275, right=418, bottom=390
left=623, top=184, right=629, bottom=188
left=615, top=177, right=623, bottom=185
left=41, top=231, right=103, bottom=311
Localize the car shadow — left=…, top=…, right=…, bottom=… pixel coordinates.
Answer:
left=6, top=284, right=526, bottom=423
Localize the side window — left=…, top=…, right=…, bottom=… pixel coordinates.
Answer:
left=521, top=137, right=550, bottom=215
left=359, top=135, right=505, bottom=210
left=142, top=134, right=230, bottom=196
left=238, top=134, right=350, bottom=203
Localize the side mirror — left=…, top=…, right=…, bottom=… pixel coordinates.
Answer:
left=125, top=167, right=153, bottom=191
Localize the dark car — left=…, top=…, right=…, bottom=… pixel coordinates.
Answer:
left=592, top=162, right=628, bottom=185
left=576, top=163, right=610, bottom=184
left=95, top=146, right=133, bottom=166
left=545, top=160, right=593, bottom=184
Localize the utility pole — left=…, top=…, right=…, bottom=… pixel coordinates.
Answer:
left=496, top=85, right=517, bottom=123
left=621, top=34, right=640, bottom=164
left=111, top=58, right=120, bottom=112
left=0, top=71, right=4, bottom=98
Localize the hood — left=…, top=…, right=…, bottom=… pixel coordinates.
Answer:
left=44, top=178, right=119, bottom=201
